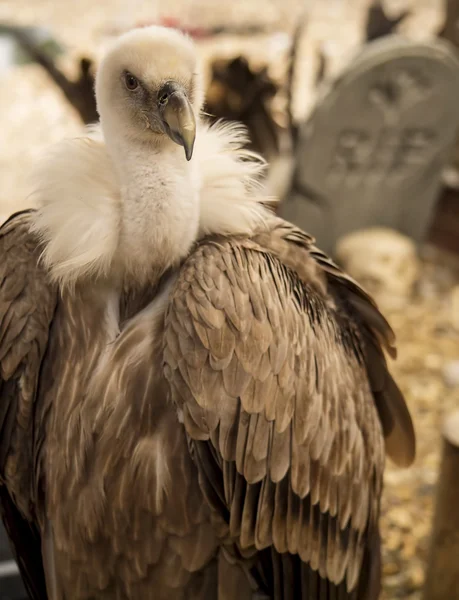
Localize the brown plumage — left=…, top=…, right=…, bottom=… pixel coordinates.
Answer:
left=0, top=208, right=415, bottom=599
left=0, top=25, right=415, bottom=600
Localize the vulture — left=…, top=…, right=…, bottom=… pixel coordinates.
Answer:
left=0, top=25, right=415, bottom=600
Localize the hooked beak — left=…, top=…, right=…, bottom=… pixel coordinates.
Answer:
left=158, top=82, right=196, bottom=161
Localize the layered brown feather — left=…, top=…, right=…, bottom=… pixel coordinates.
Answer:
left=0, top=213, right=415, bottom=599
left=164, top=219, right=415, bottom=598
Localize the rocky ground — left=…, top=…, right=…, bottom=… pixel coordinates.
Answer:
left=378, top=246, right=459, bottom=599
left=0, top=1, right=458, bottom=598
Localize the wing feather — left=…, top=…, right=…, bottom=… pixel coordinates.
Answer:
left=164, top=219, right=414, bottom=598
left=0, top=210, right=58, bottom=600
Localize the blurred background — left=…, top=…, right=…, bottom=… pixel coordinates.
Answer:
left=1, top=1, right=459, bottom=599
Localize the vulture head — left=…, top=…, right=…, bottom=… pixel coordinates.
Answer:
left=96, top=26, right=204, bottom=160
left=29, top=26, right=270, bottom=289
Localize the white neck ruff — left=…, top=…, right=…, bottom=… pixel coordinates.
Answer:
left=29, top=121, right=275, bottom=288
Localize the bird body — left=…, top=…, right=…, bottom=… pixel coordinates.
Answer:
left=0, top=26, right=415, bottom=600
left=30, top=262, right=218, bottom=599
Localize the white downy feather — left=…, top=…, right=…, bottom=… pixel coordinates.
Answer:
left=28, top=27, right=275, bottom=288
left=30, top=120, right=274, bottom=287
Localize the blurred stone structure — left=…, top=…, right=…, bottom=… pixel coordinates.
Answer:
left=280, top=35, right=459, bottom=255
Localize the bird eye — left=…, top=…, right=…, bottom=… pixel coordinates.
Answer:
left=158, top=92, right=169, bottom=105
left=125, top=72, right=139, bottom=91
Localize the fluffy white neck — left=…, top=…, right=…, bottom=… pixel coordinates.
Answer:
left=104, top=129, right=200, bottom=283
left=28, top=121, right=274, bottom=289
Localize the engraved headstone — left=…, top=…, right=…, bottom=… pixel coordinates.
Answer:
left=280, top=36, right=459, bottom=255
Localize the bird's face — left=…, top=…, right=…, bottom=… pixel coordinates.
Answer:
left=96, top=26, right=203, bottom=161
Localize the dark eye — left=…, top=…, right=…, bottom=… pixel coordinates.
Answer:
left=125, top=72, right=139, bottom=91
left=158, top=91, right=169, bottom=105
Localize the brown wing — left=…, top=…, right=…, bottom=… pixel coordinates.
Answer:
left=0, top=210, right=58, bottom=600
left=255, top=223, right=415, bottom=469
left=163, top=220, right=415, bottom=599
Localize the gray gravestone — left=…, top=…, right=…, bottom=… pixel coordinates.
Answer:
left=280, top=35, right=459, bottom=255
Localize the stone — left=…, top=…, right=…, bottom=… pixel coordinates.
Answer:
left=451, top=285, right=459, bottom=330
left=280, top=35, right=459, bottom=255
left=442, top=360, right=459, bottom=388
left=335, top=226, right=420, bottom=308
left=389, top=507, right=413, bottom=530
left=406, top=563, right=425, bottom=588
